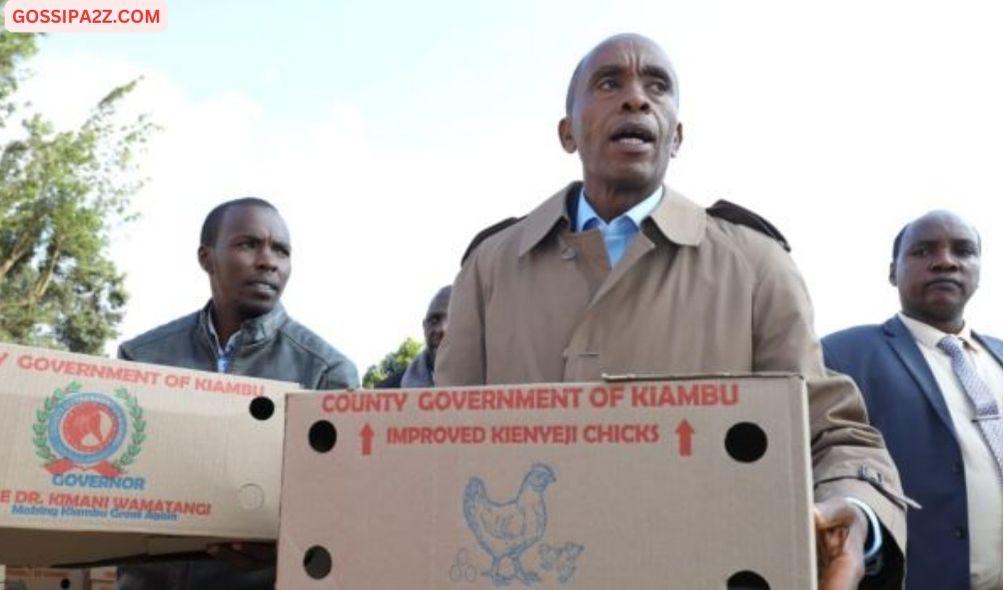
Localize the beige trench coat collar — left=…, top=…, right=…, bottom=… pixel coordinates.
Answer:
left=517, top=181, right=708, bottom=257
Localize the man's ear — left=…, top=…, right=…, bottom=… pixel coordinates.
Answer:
left=198, top=245, right=213, bottom=274
left=670, top=122, right=684, bottom=158
left=558, top=118, right=577, bottom=153
left=888, top=261, right=897, bottom=287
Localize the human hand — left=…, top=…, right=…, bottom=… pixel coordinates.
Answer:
left=814, top=498, right=869, bottom=590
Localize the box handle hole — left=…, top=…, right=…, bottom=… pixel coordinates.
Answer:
left=303, top=545, right=332, bottom=579
left=249, top=396, right=275, bottom=421
left=309, top=420, right=338, bottom=453
left=727, top=570, right=770, bottom=589
left=724, top=422, right=768, bottom=463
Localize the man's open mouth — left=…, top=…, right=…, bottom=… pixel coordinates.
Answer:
left=610, top=123, right=655, bottom=145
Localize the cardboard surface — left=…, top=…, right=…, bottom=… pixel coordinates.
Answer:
left=277, top=377, right=816, bottom=589
left=0, top=342, right=295, bottom=566
left=86, top=567, right=116, bottom=590
left=0, top=567, right=87, bottom=590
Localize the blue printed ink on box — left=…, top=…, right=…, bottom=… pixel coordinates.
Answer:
left=463, top=464, right=563, bottom=587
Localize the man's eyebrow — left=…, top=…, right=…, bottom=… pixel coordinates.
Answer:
left=642, top=64, right=673, bottom=87
left=226, top=232, right=290, bottom=248
left=587, top=64, right=625, bottom=85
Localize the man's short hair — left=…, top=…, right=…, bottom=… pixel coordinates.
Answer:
left=891, top=215, right=982, bottom=262
left=564, top=35, right=680, bottom=116
left=891, top=224, right=908, bottom=261
left=200, top=197, right=278, bottom=247
left=565, top=58, right=587, bottom=115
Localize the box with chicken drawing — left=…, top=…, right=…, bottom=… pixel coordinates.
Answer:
left=277, top=375, right=816, bottom=588
left=0, top=342, right=293, bottom=566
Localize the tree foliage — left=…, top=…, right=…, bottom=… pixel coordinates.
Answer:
left=0, top=32, right=154, bottom=353
left=362, top=337, right=423, bottom=388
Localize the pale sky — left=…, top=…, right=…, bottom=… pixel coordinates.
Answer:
left=13, top=0, right=1003, bottom=370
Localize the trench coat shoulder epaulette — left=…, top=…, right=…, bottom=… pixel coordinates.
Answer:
left=460, top=216, right=526, bottom=265
left=705, top=199, right=791, bottom=252
left=460, top=199, right=790, bottom=265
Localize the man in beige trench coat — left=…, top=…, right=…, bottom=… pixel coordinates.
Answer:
left=436, top=34, right=911, bottom=589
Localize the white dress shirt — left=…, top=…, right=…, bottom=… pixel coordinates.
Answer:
left=899, top=313, right=1003, bottom=590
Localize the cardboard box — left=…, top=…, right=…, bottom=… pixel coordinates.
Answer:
left=277, top=376, right=816, bottom=589
left=0, top=567, right=88, bottom=590
left=0, top=342, right=295, bottom=566
left=85, top=566, right=115, bottom=581
left=85, top=567, right=116, bottom=590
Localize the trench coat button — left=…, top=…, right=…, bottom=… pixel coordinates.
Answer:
left=951, top=462, right=962, bottom=474
left=561, top=248, right=576, bottom=260
left=954, top=527, right=967, bottom=539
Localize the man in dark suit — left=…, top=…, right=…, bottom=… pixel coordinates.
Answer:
left=823, top=210, right=1002, bottom=590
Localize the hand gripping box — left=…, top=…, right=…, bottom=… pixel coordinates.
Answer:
left=277, top=375, right=816, bottom=589
left=0, top=342, right=293, bottom=566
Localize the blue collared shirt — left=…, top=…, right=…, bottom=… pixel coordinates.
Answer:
left=204, top=308, right=239, bottom=373
left=576, top=187, right=663, bottom=267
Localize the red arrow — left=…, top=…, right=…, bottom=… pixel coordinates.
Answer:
left=675, top=420, right=694, bottom=457
left=360, top=423, right=374, bottom=457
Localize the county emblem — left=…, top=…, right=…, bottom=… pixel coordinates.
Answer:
left=33, top=381, right=146, bottom=478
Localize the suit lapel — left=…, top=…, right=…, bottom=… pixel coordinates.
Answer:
left=973, top=331, right=1003, bottom=366
left=883, top=316, right=958, bottom=436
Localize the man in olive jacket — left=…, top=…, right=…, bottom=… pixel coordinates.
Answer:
left=437, top=34, right=910, bottom=589
left=117, top=197, right=358, bottom=590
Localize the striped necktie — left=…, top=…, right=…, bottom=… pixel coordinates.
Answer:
left=938, top=335, right=1002, bottom=479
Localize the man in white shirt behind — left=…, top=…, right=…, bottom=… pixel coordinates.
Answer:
left=823, top=210, right=1002, bottom=590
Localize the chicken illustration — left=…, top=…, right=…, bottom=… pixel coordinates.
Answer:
left=538, top=542, right=584, bottom=584
left=463, top=464, right=557, bottom=586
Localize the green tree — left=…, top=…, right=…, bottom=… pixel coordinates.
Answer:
left=0, top=32, right=154, bottom=353
left=363, top=337, right=423, bottom=388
